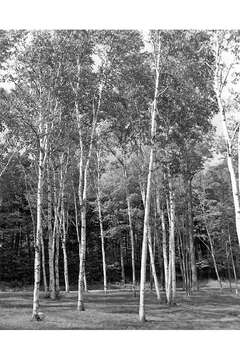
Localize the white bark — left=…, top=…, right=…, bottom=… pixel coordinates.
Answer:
left=228, top=228, right=239, bottom=295
left=41, top=236, right=48, bottom=296
left=139, top=33, right=161, bottom=322
left=140, top=186, right=161, bottom=301
left=62, top=205, right=69, bottom=293
left=167, top=172, right=176, bottom=304
left=32, top=116, right=48, bottom=319
left=147, top=224, right=161, bottom=301
left=214, top=36, right=240, bottom=248
left=156, top=194, right=168, bottom=290
left=96, top=151, right=107, bottom=294
left=123, top=163, right=136, bottom=296
left=47, top=162, right=55, bottom=300
left=32, top=143, right=43, bottom=318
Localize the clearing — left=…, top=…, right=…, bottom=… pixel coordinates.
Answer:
left=1, top=284, right=240, bottom=330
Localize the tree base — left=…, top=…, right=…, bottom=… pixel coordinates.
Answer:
left=77, top=302, right=85, bottom=311
left=139, top=315, right=146, bottom=323
left=32, top=312, right=45, bottom=321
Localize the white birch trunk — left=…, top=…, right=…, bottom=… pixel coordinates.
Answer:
left=167, top=171, right=176, bottom=305
left=139, top=33, right=161, bottom=322
left=120, top=240, right=126, bottom=285
left=47, top=162, right=55, bottom=300
left=32, top=144, right=43, bottom=318
left=96, top=151, right=107, bottom=294
left=214, top=38, right=240, bottom=248
left=147, top=223, right=161, bottom=301
left=156, top=194, right=169, bottom=290
left=187, top=179, right=198, bottom=291
left=228, top=229, right=239, bottom=295
left=41, top=237, right=48, bottom=296
left=123, top=163, right=136, bottom=296
left=76, top=81, right=102, bottom=311
left=62, top=205, right=69, bottom=293
left=205, top=225, right=222, bottom=290
left=140, top=186, right=161, bottom=301
left=32, top=115, right=48, bottom=319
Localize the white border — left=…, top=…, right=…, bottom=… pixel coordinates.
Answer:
left=0, top=0, right=240, bottom=29
left=1, top=1, right=240, bottom=359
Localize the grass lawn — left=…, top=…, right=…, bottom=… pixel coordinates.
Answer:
left=1, top=283, right=240, bottom=330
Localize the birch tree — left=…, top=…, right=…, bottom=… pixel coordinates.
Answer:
left=213, top=30, right=240, bottom=249
left=139, top=31, right=161, bottom=322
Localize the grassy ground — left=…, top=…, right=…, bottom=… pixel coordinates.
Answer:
left=1, top=283, right=240, bottom=329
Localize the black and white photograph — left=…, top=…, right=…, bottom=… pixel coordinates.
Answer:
left=1, top=4, right=240, bottom=354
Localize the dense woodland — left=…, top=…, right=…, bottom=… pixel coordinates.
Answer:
left=0, top=30, right=240, bottom=323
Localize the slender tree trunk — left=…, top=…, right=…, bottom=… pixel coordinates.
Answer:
left=77, top=193, right=86, bottom=310
left=77, top=149, right=90, bottom=310
left=41, top=237, right=48, bottom=296
left=214, top=50, right=240, bottom=247
left=123, top=163, right=136, bottom=296
left=167, top=171, right=176, bottom=305
left=139, top=32, right=161, bottom=322
left=177, top=231, right=186, bottom=291
left=141, top=186, right=161, bottom=301
left=55, top=230, right=60, bottom=296
left=184, top=245, right=191, bottom=296
left=32, top=120, right=46, bottom=319
left=166, top=256, right=172, bottom=304
left=73, top=185, right=86, bottom=298
left=228, top=226, right=239, bottom=295
left=76, top=76, right=102, bottom=311
left=139, top=148, right=156, bottom=322
left=52, top=167, right=60, bottom=297
left=156, top=194, right=169, bottom=291
left=76, top=105, right=99, bottom=310
left=187, top=178, right=198, bottom=291
left=120, top=240, right=126, bottom=286
left=205, top=225, right=222, bottom=290
left=96, top=151, right=107, bottom=294
left=83, top=271, right=88, bottom=292
left=62, top=205, right=69, bottom=293
left=225, top=242, right=232, bottom=291
left=147, top=223, right=161, bottom=301
left=47, top=162, right=55, bottom=300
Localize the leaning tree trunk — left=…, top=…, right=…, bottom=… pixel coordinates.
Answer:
left=177, top=230, right=187, bottom=292
left=139, top=131, right=157, bottom=321
left=140, top=186, right=161, bottom=301
left=139, top=32, right=161, bottom=322
left=205, top=224, right=222, bottom=290
left=214, top=46, right=240, bottom=248
left=225, top=241, right=232, bottom=291
left=147, top=223, right=161, bottom=301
